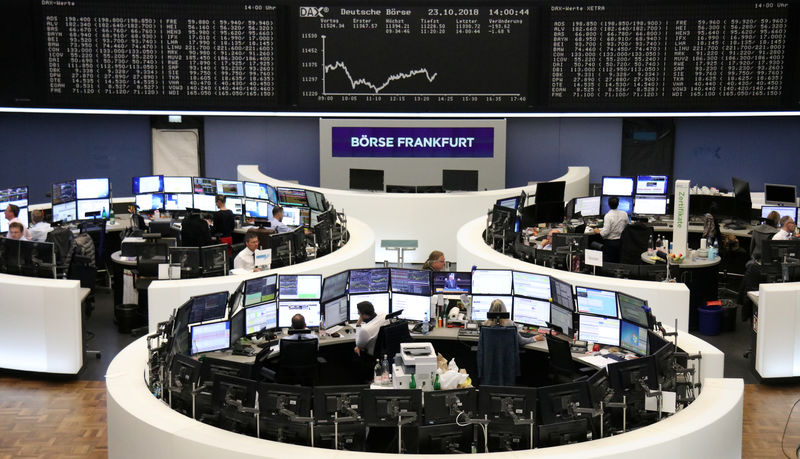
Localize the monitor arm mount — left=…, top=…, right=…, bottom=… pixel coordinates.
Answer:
left=500, top=398, right=534, bottom=426
left=275, top=394, right=313, bottom=423
left=448, top=394, right=489, bottom=427
left=332, top=395, right=361, bottom=423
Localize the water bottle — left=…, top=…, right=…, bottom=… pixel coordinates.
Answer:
left=409, top=373, right=417, bottom=389
left=422, top=311, right=430, bottom=335
left=712, top=239, right=719, bottom=260
left=656, top=235, right=663, bottom=251
left=109, top=206, right=115, bottom=223
left=381, top=354, right=391, bottom=386
left=101, top=207, right=107, bottom=219
left=374, top=359, right=382, bottom=385
left=648, top=234, right=654, bottom=251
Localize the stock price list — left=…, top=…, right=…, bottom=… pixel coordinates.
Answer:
left=297, top=6, right=532, bottom=109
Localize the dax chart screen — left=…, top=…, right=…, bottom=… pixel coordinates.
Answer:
left=297, top=5, right=532, bottom=110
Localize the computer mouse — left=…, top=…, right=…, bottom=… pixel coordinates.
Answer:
left=331, top=332, right=341, bottom=338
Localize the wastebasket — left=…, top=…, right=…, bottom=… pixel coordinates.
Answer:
left=721, top=300, right=738, bottom=332
left=698, top=304, right=723, bottom=336
left=115, top=303, right=142, bottom=334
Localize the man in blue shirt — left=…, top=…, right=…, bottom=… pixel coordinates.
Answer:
left=269, top=206, right=290, bottom=233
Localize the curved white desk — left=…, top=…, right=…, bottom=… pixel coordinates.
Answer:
left=754, top=281, right=800, bottom=379
left=106, top=335, right=740, bottom=459
left=146, top=216, right=375, bottom=333
left=238, top=165, right=590, bottom=264
left=0, top=274, right=84, bottom=374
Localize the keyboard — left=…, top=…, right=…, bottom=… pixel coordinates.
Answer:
left=604, top=353, right=626, bottom=362
left=458, top=329, right=480, bottom=338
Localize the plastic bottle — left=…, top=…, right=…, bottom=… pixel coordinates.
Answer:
left=422, top=311, right=430, bottom=335
left=109, top=206, right=115, bottom=223
left=712, top=238, right=719, bottom=260
left=433, top=373, right=441, bottom=390
left=381, top=354, right=391, bottom=386
left=648, top=234, right=654, bottom=251
left=101, top=207, right=107, bottom=219
left=656, top=235, right=663, bottom=251
left=409, top=373, right=417, bottom=389
left=374, top=359, right=382, bottom=385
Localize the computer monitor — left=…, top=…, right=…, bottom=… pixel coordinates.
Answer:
left=393, top=294, right=431, bottom=322
left=617, top=292, right=649, bottom=328
left=361, top=389, right=422, bottom=427
left=732, top=177, right=752, bottom=219
left=535, top=181, right=566, bottom=204
left=216, top=180, right=243, bottom=197
left=259, top=383, right=313, bottom=418
left=163, top=176, right=193, bottom=194
left=477, top=385, right=537, bottom=421
left=244, top=182, right=269, bottom=200
left=550, top=277, right=573, bottom=310
left=575, top=286, right=618, bottom=317
left=192, top=177, right=217, bottom=195
left=348, top=268, right=390, bottom=294
left=512, top=271, right=551, bottom=300
left=135, top=193, right=164, bottom=212
left=77, top=198, right=110, bottom=220
left=349, top=169, right=384, bottom=191
left=277, top=187, right=309, bottom=207
left=471, top=269, right=513, bottom=295
left=226, top=197, right=243, bottom=216
left=432, top=271, right=471, bottom=295
left=321, top=271, right=349, bottom=303
left=496, top=196, right=519, bottom=210
left=132, top=176, right=163, bottom=194
left=470, top=295, right=513, bottom=322
left=229, top=308, right=246, bottom=346
left=620, top=320, right=649, bottom=356
left=278, top=274, right=322, bottom=300
left=607, top=355, right=659, bottom=393
left=52, top=180, right=77, bottom=205
left=536, top=201, right=565, bottom=224
left=201, top=244, right=228, bottom=276
left=198, top=356, right=252, bottom=383
left=390, top=268, right=431, bottom=296
left=0, top=206, right=29, bottom=233
left=765, top=184, right=797, bottom=206
left=51, top=201, right=77, bottom=223
left=168, top=246, right=201, bottom=279
left=190, top=321, right=231, bottom=355
left=512, top=296, right=550, bottom=327
left=281, top=207, right=302, bottom=226
left=245, top=199, right=273, bottom=219
left=244, top=274, right=277, bottom=306
left=762, top=239, right=800, bottom=265
left=574, top=196, right=601, bottom=217
left=305, top=190, right=326, bottom=212
left=536, top=419, right=590, bottom=448
left=349, top=292, right=390, bottom=321
left=761, top=206, right=797, bottom=221
left=192, top=193, right=217, bottom=212
left=188, top=291, right=229, bottom=324
left=322, top=296, right=348, bottom=328
left=423, top=387, right=477, bottom=425
left=578, top=314, right=621, bottom=346
left=549, top=303, right=574, bottom=335
left=633, top=195, right=668, bottom=216
left=313, top=384, right=369, bottom=422
left=635, top=175, right=668, bottom=195
left=245, top=301, right=277, bottom=335
left=278, top=300, right=321, bottom=328
left=417, top=424, right=473, bottom=454
left=76, top=178, right=110, bottom=199
left=164, top=193, right=193, bottom=211
left=601, top=196, right=634, bottom=215
left=442, top=170, right=478, bottom=192
left=601, top=176, right=634, bottom=196
left=537, top=381, right=591, bottom=425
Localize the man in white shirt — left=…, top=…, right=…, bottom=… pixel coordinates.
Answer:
left=354, top=301, right=388, bottom=357
left=4, top=204, right=31, bottom=240
left=773, top=216, right=796, bottom=241
left=593, top=196, right=629, bottom=262
left=233, top=232, right=261, bottom=272
left=28, top=209, right=52, bottom=242
left=281, top=314, right=319, bottom=348
left=269, top=206, right=290, bottom=233
left=7, top=222, right=28, bottom=241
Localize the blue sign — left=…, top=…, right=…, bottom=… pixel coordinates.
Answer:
left=332, top=127, right=494, bottom=158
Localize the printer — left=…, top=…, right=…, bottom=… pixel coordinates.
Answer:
left=392, top=342, right=438, bottom=391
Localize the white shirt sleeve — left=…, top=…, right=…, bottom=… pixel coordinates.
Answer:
left=233, top=248, right=255, bottom=271
left=773, top=229, right=792, bottom=241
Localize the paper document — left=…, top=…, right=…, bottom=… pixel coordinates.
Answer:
left=646, top=390, right=677, bottom=413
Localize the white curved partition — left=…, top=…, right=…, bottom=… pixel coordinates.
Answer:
left=238, top=165, right=590, bottom=263
left=106, top=336, right=741, bottom=459
left=147, top=216, right=375, bottom=333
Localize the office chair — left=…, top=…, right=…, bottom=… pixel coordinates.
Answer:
left=619, top=223, right=652, bottom=265
left=79, top=219, right=111, bottom=289
left=477, top=325, right=519, bottom=386
left=230, top=242, right=246, bottom=270
left=276, top=337, right=322, bottom=386
left=374, top=320, right=413, bottom=362
left=46, top=226, right=74, bottom=278
left=545, top=334, right=594, bottom=384
left=67, top=253, right=101, bottom=359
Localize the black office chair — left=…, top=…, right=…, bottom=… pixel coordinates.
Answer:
left=79, top=220, right=111, bottom=289
left=374, top=320, right=413, bottom=362
left=276, top=336, right=321, bottom=386
left=46, top=226, right=74, bottom=278
left=477, top=326, right=519, bottom=386
left=545, top=334, right=594, bottom=384
left=619, top=223, right=653, bottom=265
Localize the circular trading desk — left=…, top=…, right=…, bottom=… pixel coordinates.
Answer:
left=106, top=327, right=742, bottom=459
left=640, top=252, right=721, bottom=269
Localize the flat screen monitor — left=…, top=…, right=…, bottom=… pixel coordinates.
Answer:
left=575, top=287, right=618, bottom=318
left=535, top=181, right=566, bottom=204
left=496, top=197, right=519, bottom=210
left=323, top=296, right=349, bottom=328
left=245, top=199, right=273, bottom=219
left=0, top=186, right=27, bottom=207
left=761, top=206, right=797, bottom=222
left=620, top=320, right=648, bottom=356
left=578, top=314, right=620, bottom=346
left=635, top=175, right=668, bottom=195
left=349, top=169, right=385, bottom=191
left=77, top=198, right=110, bottom=220
left=432, top=271, right=471, bottom=295
left=321, top=271, right=349, bottom=303
left=188, top=291, right=229, bottom=324
left=244, top=275, right=277, bottom=306
left=470, top=295, right=513, bottom=322
left=76, top=178, right=110, bottom=199
left=390, top=269, right=431, bottom=296
left=190, top=321, right=230, bottom=355
left=193, top=177, right=217, bottom=195
left=512, top=271, right=551, bottom=300
left=277, top=187, right=309, bottom=207
left=348, top=268, right=390, bottom=294
left=601, top=196, right=634, bottom=216
left=732, top=177, right=752, bottom=216
left=245, top=302, right=277, bottom=334
left=282, top=207, right=302, bottom=226
left=132, top=175, right=163, bottom=194
left=349, top=292, right=390, bottom=321
left=278, top=300, right=321, bottom=328
left=574, top=196, right=600, bottom=217
left=306, top=190, right=326, bottom=212
left=135, top=193, right=164, bottom=211
left=192, top=193, right=217, bottom=212
left=215, top=180, right=243, bottom=197
left=226, top=197, right=243, bottom=216
left=278, top=274, right=322, bottom=300
left=163, top=176, right=193, bottom=194
left=164, top=193, right=193, bottom=211
left=765, top=184, right=797, bottom=206
left=52, top=201, right=77, bottom=223
left=536, top=201, right=565, bottom=224
left=244, top=182, right=272, bottom=201
left=549, top=303, right=574, bottom=335
left=550, top=277, right=573, bottom=309
left=471, top=269, right=513, bottom=296
left=601, top=176, right=634, bottom=197
left=442, top=170, right=478, bottom=192
left=512, top=296, right=550, bottom=327
left=617, top=292, right=649, bottom=328
left=0, top=205, right=28, bottom=233
left=52, top=180, right=77, bottom=205
left=393, top=293, right=431, bottom=322
left=230, top=308, right=246, bottom=345
left=633, top=195, right=668, bottom=215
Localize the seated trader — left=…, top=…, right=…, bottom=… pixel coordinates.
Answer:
left=772, top=216, right=797, bottom=241
left=482, top=299, right=542, bottom=345
left=422, top=250, right=446, bottom=271
left=6, top=221, right=27, bottom=241
left=233, top=231, right=261, bottom=272
left=281, top=314, right=318, bottom=347
left=4, top=204, right=31, bottom=240
left=29, top=209, right=52, bottom=242
left=211, top=195, right=236, bottom=238
left=537, top=229, right=561, bottom=250
left=750, top=210, right=780, bottom=261
left=353, top=301, right=388, bottom=357
left=180, top=211, right=212, bottom=247
left=269, top=206, right=290, bottom=234
left=593, top=196, right=628, bottom=262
